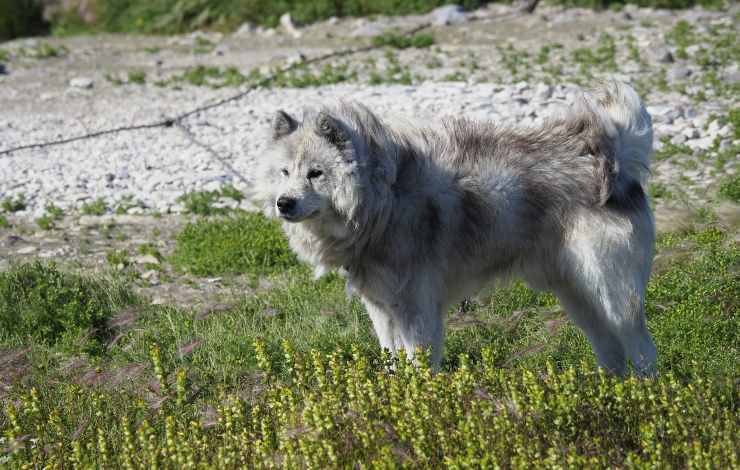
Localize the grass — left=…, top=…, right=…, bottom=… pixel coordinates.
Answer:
left=1, top=194, right=26, bottom=213
left=0, top=224, right=738, bottom=466
left=0, top=262, right=136, bottom=350
left=176, top=186, right=244, bottom=215
left=127, top=70, right=147, bottom=85
left=0, top=215, right=9, bottom=228
left=717, top=174, right=740, bottom=203
left=80, top=198, right=108, bottom=216
left=372, top=32, right=435, bottom=50
left=171, top=212, right=298, bottom=277
left=35, top=204, right=65, bottom=230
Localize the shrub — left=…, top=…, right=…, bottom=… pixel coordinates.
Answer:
left=171, top=212, right=298, bottom=276
left=0, top=262, right=136, bottom=347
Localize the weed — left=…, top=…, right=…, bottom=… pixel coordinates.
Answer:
left=648, top=182, right=672, bottom=200
left=114, top=195, right=144, bottom=215
left=171, top=212, right=297, bottom=276
left=372, top=33, right=434, bottom=49
left=654, top=139, right=692, bottom=161
left=127, top=70, right=146, bottom=84
left=19, top=42, right=67, bottom=59
left=106, top=249, right=131, bottom=269
left=219, top=185, right=244, bottom=202
left=193, top=36, right=216, bottom=54
left=36, top=203, right=65, bottom=230
left=442, top=71, right=466, bottom=82
left=81, top=198, right=108, bottom=216
left=717, top=174, right=740, bottom=203
left=0, top=214, right=9, bottom=228
left=170, top=65, right=247, bottom=88
left=0, top=48, right=8, bottom=62
left=1, top=194, right=27, bottom=213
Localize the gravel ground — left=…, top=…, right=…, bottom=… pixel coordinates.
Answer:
left=0, top=3, right=738, bottom=217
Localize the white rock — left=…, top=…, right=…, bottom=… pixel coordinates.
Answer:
left=431, top=5, right=467, bottom=26
left=17, top=246, right=38, bottom=254
left=69, top=77, right=94, bottom=89
left=279, top=13, right=302, bottom=39
left=234, top=22, right=256, bottom=36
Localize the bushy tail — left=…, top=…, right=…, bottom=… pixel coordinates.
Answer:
left=588, top=80, right=654, bottom=187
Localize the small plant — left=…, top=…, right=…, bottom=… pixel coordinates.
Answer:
left=0, top=214, right=9, bottom=228
left=127, top=70, right=146, bottom=84
left=35, top=203, right=64, bottom=230
left=219, top=184, right=244, bottom=202
left=20, top=42, right=67, bottom=59
left=114, top=194, right=144, bottom=214
left=717, top=174, right=740, bottom=203
left=0, top=49, right=8, bottom=62
left=177, top=190, right=222, bottom=215
left=654, top=140, right=692, bottom=161
left=106, top=249, right=131, bottom=269
left=193, top=36, right=215, bottom=54
left=372, top=33, right=434, bottom=49
left=1, top=194, right=26, bottom=213
left=81, top=198, right=107, bottom=216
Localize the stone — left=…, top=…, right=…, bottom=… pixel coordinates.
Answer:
left=279, top=13, right=302, bottom=39
left=431, top=5, right=467, bottom=26
left=534, top=83, right=553, bottom=100
left=0, top=64, right=7, bottom=75
left=234, top=22, right=256, bottom=36
left=667, top=66, right=691, bottom=81
left=351, top=23, right=383, bottom=38
left=69, top=77, right=94, bottom=89
left=17, top=246, right=38, bottom=255
left=134, top=254, right=160, bottom=265
left=670, top=134, right=687, bottom=145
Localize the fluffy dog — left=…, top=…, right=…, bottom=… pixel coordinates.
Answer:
left=252, top=81, right=657, bottom=376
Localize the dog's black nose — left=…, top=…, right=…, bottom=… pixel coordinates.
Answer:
left=276, top=196, right=297, bottom=214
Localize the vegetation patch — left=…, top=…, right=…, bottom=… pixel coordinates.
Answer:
left=717, top=174, right=740, bottom=203
left=1, top=194, right=27, bottom=213
left=372, top=32, right=435, bottom=49
left=171, top=212, right=298, bottom=276
left=0, top=262, right=136, bottom=349
left=80, top=198, right=108, bottom=216
left=35, top=203, right=65, bottom=230
left=176, top=186, right=244, bottom=215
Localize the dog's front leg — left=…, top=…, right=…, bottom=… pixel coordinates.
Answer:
left=362, top=298, right=401, bottom=355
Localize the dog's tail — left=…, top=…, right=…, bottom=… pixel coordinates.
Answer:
left=588, top=80, right=653, bottom=188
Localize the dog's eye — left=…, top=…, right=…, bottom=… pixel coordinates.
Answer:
left=307, top=169, right=323, bottom=179
left=280, top=168, right=289, bottom=176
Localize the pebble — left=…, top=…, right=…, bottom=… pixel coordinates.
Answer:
left=17, top=246, right=38, bottom=255
left=431, top=5, right=467, bottom=26
left=69, top=77, right=94, bottom=89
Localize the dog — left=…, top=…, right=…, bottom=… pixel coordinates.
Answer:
left=251, top=81, right=657, bottom=377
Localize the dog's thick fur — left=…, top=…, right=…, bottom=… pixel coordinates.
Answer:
left=252, top=81, right=658, bottom=376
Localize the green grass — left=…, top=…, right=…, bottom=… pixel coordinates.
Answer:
left=127, top=70, right=147, bottom=85
left=0, top=262, right=136, bottom=350
left=80, top=198, right=108, bottom=216
left=171, top=212, right=298, bottom=277
left=372, top=32, right=435, bottom=49
left=0, top=224, right=737, bottom=466
left=1, top=194, right=26, bottom=213
left=35, top=203, right=65, bottom=230
left=176, top=186, right=244, bottom=214
left=717, top=174, right=740, bottom=203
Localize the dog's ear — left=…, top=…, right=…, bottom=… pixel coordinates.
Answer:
left=316, top=111, right=349, bottom=148
left=273, top=110, right=298, bottom=140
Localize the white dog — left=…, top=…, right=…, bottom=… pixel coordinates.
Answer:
left=252, top=81, right=657, bottom=376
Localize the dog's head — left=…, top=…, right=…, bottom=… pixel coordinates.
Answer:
left=254, top=105, right=397, bottom=227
